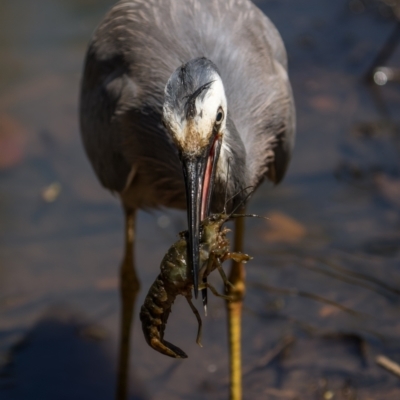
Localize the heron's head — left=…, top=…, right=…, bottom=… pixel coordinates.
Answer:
left=162, top=57, right=227, bottom=297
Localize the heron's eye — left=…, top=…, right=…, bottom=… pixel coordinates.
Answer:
left=215, top=109, right=224, bottom=125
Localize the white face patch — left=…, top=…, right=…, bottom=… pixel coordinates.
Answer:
left=163, top=72, right=227, bottom=156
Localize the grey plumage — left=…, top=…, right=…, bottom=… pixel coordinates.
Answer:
left=80, top=0, right=295, bottom=211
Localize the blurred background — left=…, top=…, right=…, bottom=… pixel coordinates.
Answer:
left=1, top=0, right=400, bottom=399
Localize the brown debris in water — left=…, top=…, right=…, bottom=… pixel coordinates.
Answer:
left=263, top=211, right=307, bottom=243
left=0, top=113, right=27, bottom=170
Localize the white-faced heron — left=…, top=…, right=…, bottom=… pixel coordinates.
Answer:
left=80, top=0, right=295, bottom=399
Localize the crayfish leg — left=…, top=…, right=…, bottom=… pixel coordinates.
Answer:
left=206, top=282, right=233, bottom=301
left=224, top=252, right=252, bottom=264
left=215, top=258, right=235, bottom=292
left=199, top=252, right=216, bottom=313
left=185, top=296, right=203, bottom=347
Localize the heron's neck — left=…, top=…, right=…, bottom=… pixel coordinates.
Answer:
left=213, top=113, right=248, bottom=212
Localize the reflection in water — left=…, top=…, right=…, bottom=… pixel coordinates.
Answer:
left=0, top=309, right=148, bottom=400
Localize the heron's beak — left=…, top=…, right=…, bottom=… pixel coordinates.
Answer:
left=182, top=136, right=221, bottom=298
left=182, top=155, right=205, bottom=298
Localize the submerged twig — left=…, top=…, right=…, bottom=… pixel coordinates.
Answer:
left=249, top=282, right=367, bottom=318
left=242, top=336, right=295, bottom=377
left=376, top=355, right=400, bottom=378
left=313, top=256, right=400, bottom=296
left=261, top=248, right=400, bottom=299
left=299, top=262, right=398, bottom=301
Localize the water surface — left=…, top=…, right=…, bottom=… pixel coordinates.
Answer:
left=1, top=0, right=400, bottom=399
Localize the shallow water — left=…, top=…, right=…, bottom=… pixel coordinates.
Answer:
left=1, top=0, right=400, bottom=399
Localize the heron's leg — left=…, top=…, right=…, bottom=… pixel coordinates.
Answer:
left=226, top=208, right=246, bottom=400
left=117, top=206, right=140, bottom=400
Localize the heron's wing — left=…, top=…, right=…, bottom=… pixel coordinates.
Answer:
left=80, top=38, right=182, bottom=197
left=80, top=49, right=132, bottom=192
left=252, top=7, right=296, bottom=185
left=80, top=0, right=192, bottom=196
left=264, top=63, right=296, bottom=185
left=223, top=2, right=295, bottom=187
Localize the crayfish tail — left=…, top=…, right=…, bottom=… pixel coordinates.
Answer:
left=150, top=338, right=188, bottom=359
left=140, top=276, right=189, bottom=359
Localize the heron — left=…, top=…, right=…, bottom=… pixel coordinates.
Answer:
left=79, top=0, right=295, bottom=399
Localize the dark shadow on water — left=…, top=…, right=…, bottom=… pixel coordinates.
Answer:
left=0, top=309, right=148, bottom=400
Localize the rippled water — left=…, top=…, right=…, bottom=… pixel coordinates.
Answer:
left=1, top=0, right=400, bottom=399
